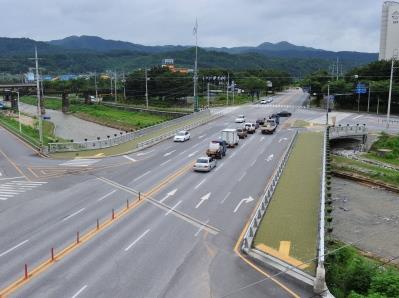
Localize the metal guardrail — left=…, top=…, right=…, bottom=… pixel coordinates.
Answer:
left=48, top=110, right=211, bottom=153
left=329, top=124, right=367, bottom=139
left=378, top=118, right=399, bottom=125
left=241, top=131, right=298, bottom=252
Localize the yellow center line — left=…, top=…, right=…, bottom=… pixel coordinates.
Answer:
left=0, top=148, right=30, bottom=182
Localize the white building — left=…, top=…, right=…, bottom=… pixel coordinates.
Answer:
left=379, top=1, right=399, bottom=60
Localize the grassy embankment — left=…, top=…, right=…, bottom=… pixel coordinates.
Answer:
left=0, top=112, right=59, bottom=146
left=365, top=132, right=399, bottom=166
left=20, top=96, right=170, bottom=131
left=326, top=241, right=399, bottom=298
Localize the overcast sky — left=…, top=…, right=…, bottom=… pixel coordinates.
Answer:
left=0, top=0, right=388, bottom=52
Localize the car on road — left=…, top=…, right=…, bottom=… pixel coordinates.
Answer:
left=234, top=115, right=245, bottom=123
left=260, top=99, right=267, bottom=104
left=206, top=140, right=226, bottom=159
left=244, top=122, right=256, bottom=134
left=236, top=128, right=247, bottom=139
left=174, top=130, right=190, bottom=142
left=277, top=111, right=292, bottom=117
left=269, top=114, right=280, bottom=125
left=193, top=156, right=217, bottom=172
left=256, top=117, right=265, bottom=126
left=42, top=115, right=51, bottom=120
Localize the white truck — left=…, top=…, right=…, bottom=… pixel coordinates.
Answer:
left=221, top=129, right=239, bottom=148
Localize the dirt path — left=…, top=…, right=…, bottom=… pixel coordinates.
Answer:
left=332, top=178, right=399, bottom=264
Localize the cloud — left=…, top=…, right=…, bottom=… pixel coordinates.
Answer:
left=0, top=0, right=384, bottom=52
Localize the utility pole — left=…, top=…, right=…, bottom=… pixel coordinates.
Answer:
left=193, top=19, right=199, bottom=112
left=326, top=83, right=330, bottom=126
left=226, top=73, right=229, bottom=105
left=367, top=84, right=371, bottom=113
left=110, top=75, right=113, bottom=96
left=33, top=47, right=43, bottom=145
left=94, top=72, right=98, bottom=100
left=122, top=71, right=126, bottom=101
left=386, top=51, right=398, bottom=129
left=336, top=57, right=339, bottom=81
left=232, top=80, right=235, bottom=105
left=145, top=68, right=149, bottom=109
left=207, top=82, right=210, bottom=108
left=114, top=71, right=117, bottom=102
left=377, top=96, right=380, bottom=115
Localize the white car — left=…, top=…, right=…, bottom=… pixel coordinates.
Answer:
left=174, top=130, right=190, bottom=142
left=193, top=156, right=217, bottom=172
left=244, top=122, right=256, bottom=134
left=234, top=115, right=245, bottom=123
left=260, top=99, right=267, bottom=104
left=266, top=97, right=274, bottom=103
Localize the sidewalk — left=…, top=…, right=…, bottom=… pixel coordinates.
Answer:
left=253, top=132, right=324, bottom=275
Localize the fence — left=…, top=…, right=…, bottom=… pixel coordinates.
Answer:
left=241, top=131, right=298, bottom=252
left=329, top=124, right=367, bottom=139
left=48, top=110, right=211, bottom=153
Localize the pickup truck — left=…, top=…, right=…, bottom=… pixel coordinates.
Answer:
left=269, top=114, right=280, bottom=125
left=260, top=119, right=277, bottom=134
left=236, top=128, right=247, bottom=139
left=206, top=140, right=227, bottom=159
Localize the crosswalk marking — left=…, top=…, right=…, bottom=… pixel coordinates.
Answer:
left=59, top=159, right=101, bottom=167
left=255, top=104, right=308, bottom=109
left=0, top=180, right=47, bottom=201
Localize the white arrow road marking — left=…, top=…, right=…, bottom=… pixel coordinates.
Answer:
left=165, top=200, right=182, bottom=216
left=188, top=150, right=199, bottom=158
left=195, top=193, right=211, bottom=209
left=0, top=239, right=29, bottom=257
left=278, top=137, right=288, bottom=143
left=71, top=285, right=88, bottom=298
left=123, top=155, right=137, bottom=162
left=159, top=188, right=178, bottom=203
left=266, top=154, right=274, bottom=162
left=163, top=150, right=176, bottom=157
left=136, top=150, right=154, bottom=156
left=133, top=170, right=151, bottom=182
left=194, top=178, right=207, bottom=190
left=124, top=229, right=151, bottom=251
left=234, top=196, right=255, bottom=213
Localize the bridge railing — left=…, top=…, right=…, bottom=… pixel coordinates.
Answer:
left=48, top=110, right=211, bottom=153
left=329, top=124, right=367, bottom=139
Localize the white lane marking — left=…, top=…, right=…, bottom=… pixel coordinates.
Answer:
left=71, top=285, right=88, bottom=298
left=0, top=176, right=24, bottom=181
left=260, top=136, right=265, bottom=142
left=0, top=194, right=14, bottom=197
left=10, top=181, right=47, bottom=185
left=189, top=143, right=200, bottom=150
left=62, top=208, right=86, bottom=222
left=0, top=190, right=19, bottom=195
left=0, top=171, right=2, bottom=177
left=214, top=162, right=224, bottom=172
left=163, top=150, right=176, bottom=157
left=240, top=141, right=248, bottom=149
left=353, top=115, right=362, bottom=120
left=165, top=200, right=182, bottom=216
left=0, top=197, right=9, bottom=201
left=136, top=150, right=154, bottom=156
left=238, top=172, right=246, bottom=182
left=194, top=219, right=210, bottom=237
left=194, top=178, right=207, bottom=190
left=60, top=159, right=100, bottom=167
left=266, top=154, right=274, bottom=162
left=220, top=192, right=231, bottom=204
left=198, top=135, right=206, bottom=139
left=188, top=150, right=199, bottom=158
left=97, top=190, right=117, bottom=202
left=250, top=159, right=257, bottom=167
left=124, top=229, right=151, bottom=251
left=278, top=137, right=288, bottom=143
left=160, top=159, right=172, bottom=166
left=159, top=188, right=178, bottom=203
left=133, top=170, right=151, bottom=182
left=0, top=239, right=29, bottom=257
left=228, top=151, right=237, bottom=159
left=123, top=155, right=137, bottom=162
left=178, top=150, right=188, bottom=156
left=195, top=193, right=211, bottom=209
left=234, top=197, right=255, bottom=213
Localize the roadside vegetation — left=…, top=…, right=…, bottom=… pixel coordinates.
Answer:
left=365, top=132, right=399, bottom=166
left=332, top=155, right=399, bottom=188
left=0, top=112, right=60, bottom=145
left=326, top=241, right=399, bottom=298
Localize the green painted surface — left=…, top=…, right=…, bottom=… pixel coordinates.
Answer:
left=254, top=132, right=323, bottom=275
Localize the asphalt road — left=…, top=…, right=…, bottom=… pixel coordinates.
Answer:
left=0, top=89, right=398, bottom=298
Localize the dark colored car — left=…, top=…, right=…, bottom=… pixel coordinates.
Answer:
left=211, top=140, right=227, bottom=156
left=277, top=111, right=292, bottom=117
left=256, top=118, right=265, bottom=126
left=236, top=128, right=248, bottom=139
left=269, top=114, right=280, bottom=125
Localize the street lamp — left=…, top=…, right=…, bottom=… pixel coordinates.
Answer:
left=326, top=82, right=330, bottom=126
left=11, top=90, right=21, bottom=133
left=386, top=49, right=398, bottom=129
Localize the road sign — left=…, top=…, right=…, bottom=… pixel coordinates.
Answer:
left=355, top=83, right=367, bottom=94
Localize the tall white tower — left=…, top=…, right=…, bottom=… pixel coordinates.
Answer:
left=379, top=1, right=399, bottom=60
